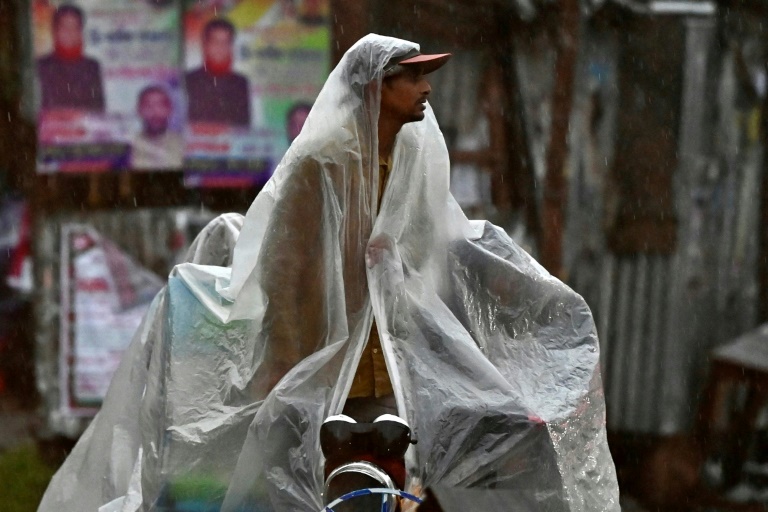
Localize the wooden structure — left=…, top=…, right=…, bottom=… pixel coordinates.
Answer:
left=693, top=326, right=768, bottom=511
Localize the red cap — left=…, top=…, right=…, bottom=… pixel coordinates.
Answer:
left=398, top=52, right=452, bottom=74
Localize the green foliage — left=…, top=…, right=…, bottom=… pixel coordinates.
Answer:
left=0, top=444, right=56, bottom=512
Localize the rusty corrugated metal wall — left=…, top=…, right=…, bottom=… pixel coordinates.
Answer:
left=569, top=13, right=762, bottom=434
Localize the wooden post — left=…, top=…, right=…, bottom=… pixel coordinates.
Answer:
left=758, top=82, right=768, bottom=323
left=503, top=23, right=542, bottom=252
left=331, top=0, right=369, bottom=64
left=540, top=0, right=581, bottom=278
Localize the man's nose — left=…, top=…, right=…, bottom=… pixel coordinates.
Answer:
left=422, top=79, right=431, bottom=96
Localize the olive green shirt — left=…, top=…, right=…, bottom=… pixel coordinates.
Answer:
left=348, top=156, right=394, bottom=398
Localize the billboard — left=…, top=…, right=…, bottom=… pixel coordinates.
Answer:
left=32, top=0, right=183, bottom=172
left=30, top=0, right=329, bottom=182
left=182, top=0, right=329, bottom=187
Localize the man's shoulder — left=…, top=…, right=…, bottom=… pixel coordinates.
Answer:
left=134, top=130, right=183, bottom=144
left=185, top=69, right=247, bottom=82
left=37, top=54, right=101, bottom=70
left=227, top=72, right=250, bottom=95
left=288, top=140, right=358, bottom=187
left=76, top=56, right=102, bottom=76
left=162, top=131, right=185, bottom=152
left=294, top=130, right=355, bottom=163
left=281, top=146, right=336, bottom=179
left=185, top=67, right=207, bottom=82
left=36, top=53, right=55, bottom=66
left=231, top=71, right=249, bottom=85
left=82, top=56, right=102, bottom=70
left=275, top=135, right=361, bottom=202
left=36, top=53, right=60, bottom=72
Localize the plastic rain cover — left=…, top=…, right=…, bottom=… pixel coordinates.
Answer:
left=38, top=34, right=619, bottom=512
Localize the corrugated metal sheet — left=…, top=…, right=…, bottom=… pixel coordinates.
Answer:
left=590, top=17, right=762, bottom=434
left=599, top=254, right=672, bottom=432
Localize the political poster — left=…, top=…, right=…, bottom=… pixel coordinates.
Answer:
left=59, top=224, right=163, bottom=415
left=31, top=0, right=183, bottom=173
left=182, top=0, right=330, bottom=187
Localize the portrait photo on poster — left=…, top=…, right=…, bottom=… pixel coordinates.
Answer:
left=31, top=0, right=182, bottom=173
left=182, top=0, right=330, bottom=188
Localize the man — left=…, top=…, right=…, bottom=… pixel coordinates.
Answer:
left=220, top=36, right=617, bottom=510
left=285, top=101, right=312, bottom=143
left=37, top=35, right=619, bottom=512
left=37, top=4, right=105, bottom=112
left=185, top=18, right=251, bottom=128
left=131, top=85, right=183, bottom=169
left=342, top=51, right=451, bottom=421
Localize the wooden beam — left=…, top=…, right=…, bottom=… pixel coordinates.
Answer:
left=0, top=0, right=32, bottom=193
left=503, top=27, right=542, bottom=252
left=758, top=80, right=768, bottom=323
left=540, top=0, right=580, bottom=278
left=370, top=0, right=498, bottom=49
left=331, top=0, right=369, bottom=63
left=605, top=15, right=681, bottom=255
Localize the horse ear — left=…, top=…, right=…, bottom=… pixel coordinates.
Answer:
left=372, top=413, right=407, bottom=426
left=325, top=414, right=357, bottom=424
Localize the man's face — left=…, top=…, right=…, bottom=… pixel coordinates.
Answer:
left=380, top=66, right=431, bottom=125
left=139, top=91, right=172, bottom=136
left=287, top=108, right=310, bottom=142
left=53, top=13, right=83, bottom=50
left=203, top=28, right=234, bottom=65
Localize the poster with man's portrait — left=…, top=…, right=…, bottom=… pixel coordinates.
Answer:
left=183, top=0, right=330, bottom=188
left=31, top=0, right=183, bottom=173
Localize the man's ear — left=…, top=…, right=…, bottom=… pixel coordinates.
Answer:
left=363, top=79, right=382, bottom=99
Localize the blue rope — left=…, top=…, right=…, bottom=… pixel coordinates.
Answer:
left=323, top=487, right=423, bottom=512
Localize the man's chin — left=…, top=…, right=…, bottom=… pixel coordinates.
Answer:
left=406, top=112, right=426, bottom=123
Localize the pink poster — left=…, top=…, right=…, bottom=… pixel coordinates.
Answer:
left=32, top=0, right=183, bottom=172
left=59, top=225, right=163, bottom=415
left=182, top=0, right=330, bottom=187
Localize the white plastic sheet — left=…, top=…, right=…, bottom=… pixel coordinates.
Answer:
left=39, top=35, right=619, bottom=512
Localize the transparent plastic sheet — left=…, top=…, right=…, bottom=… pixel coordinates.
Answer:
left=39, top=35, right=619, bottom=511
left=37, top=213, right=244, bottom=512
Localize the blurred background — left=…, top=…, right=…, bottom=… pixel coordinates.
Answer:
left=1, top=0, right=768, bottom=510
